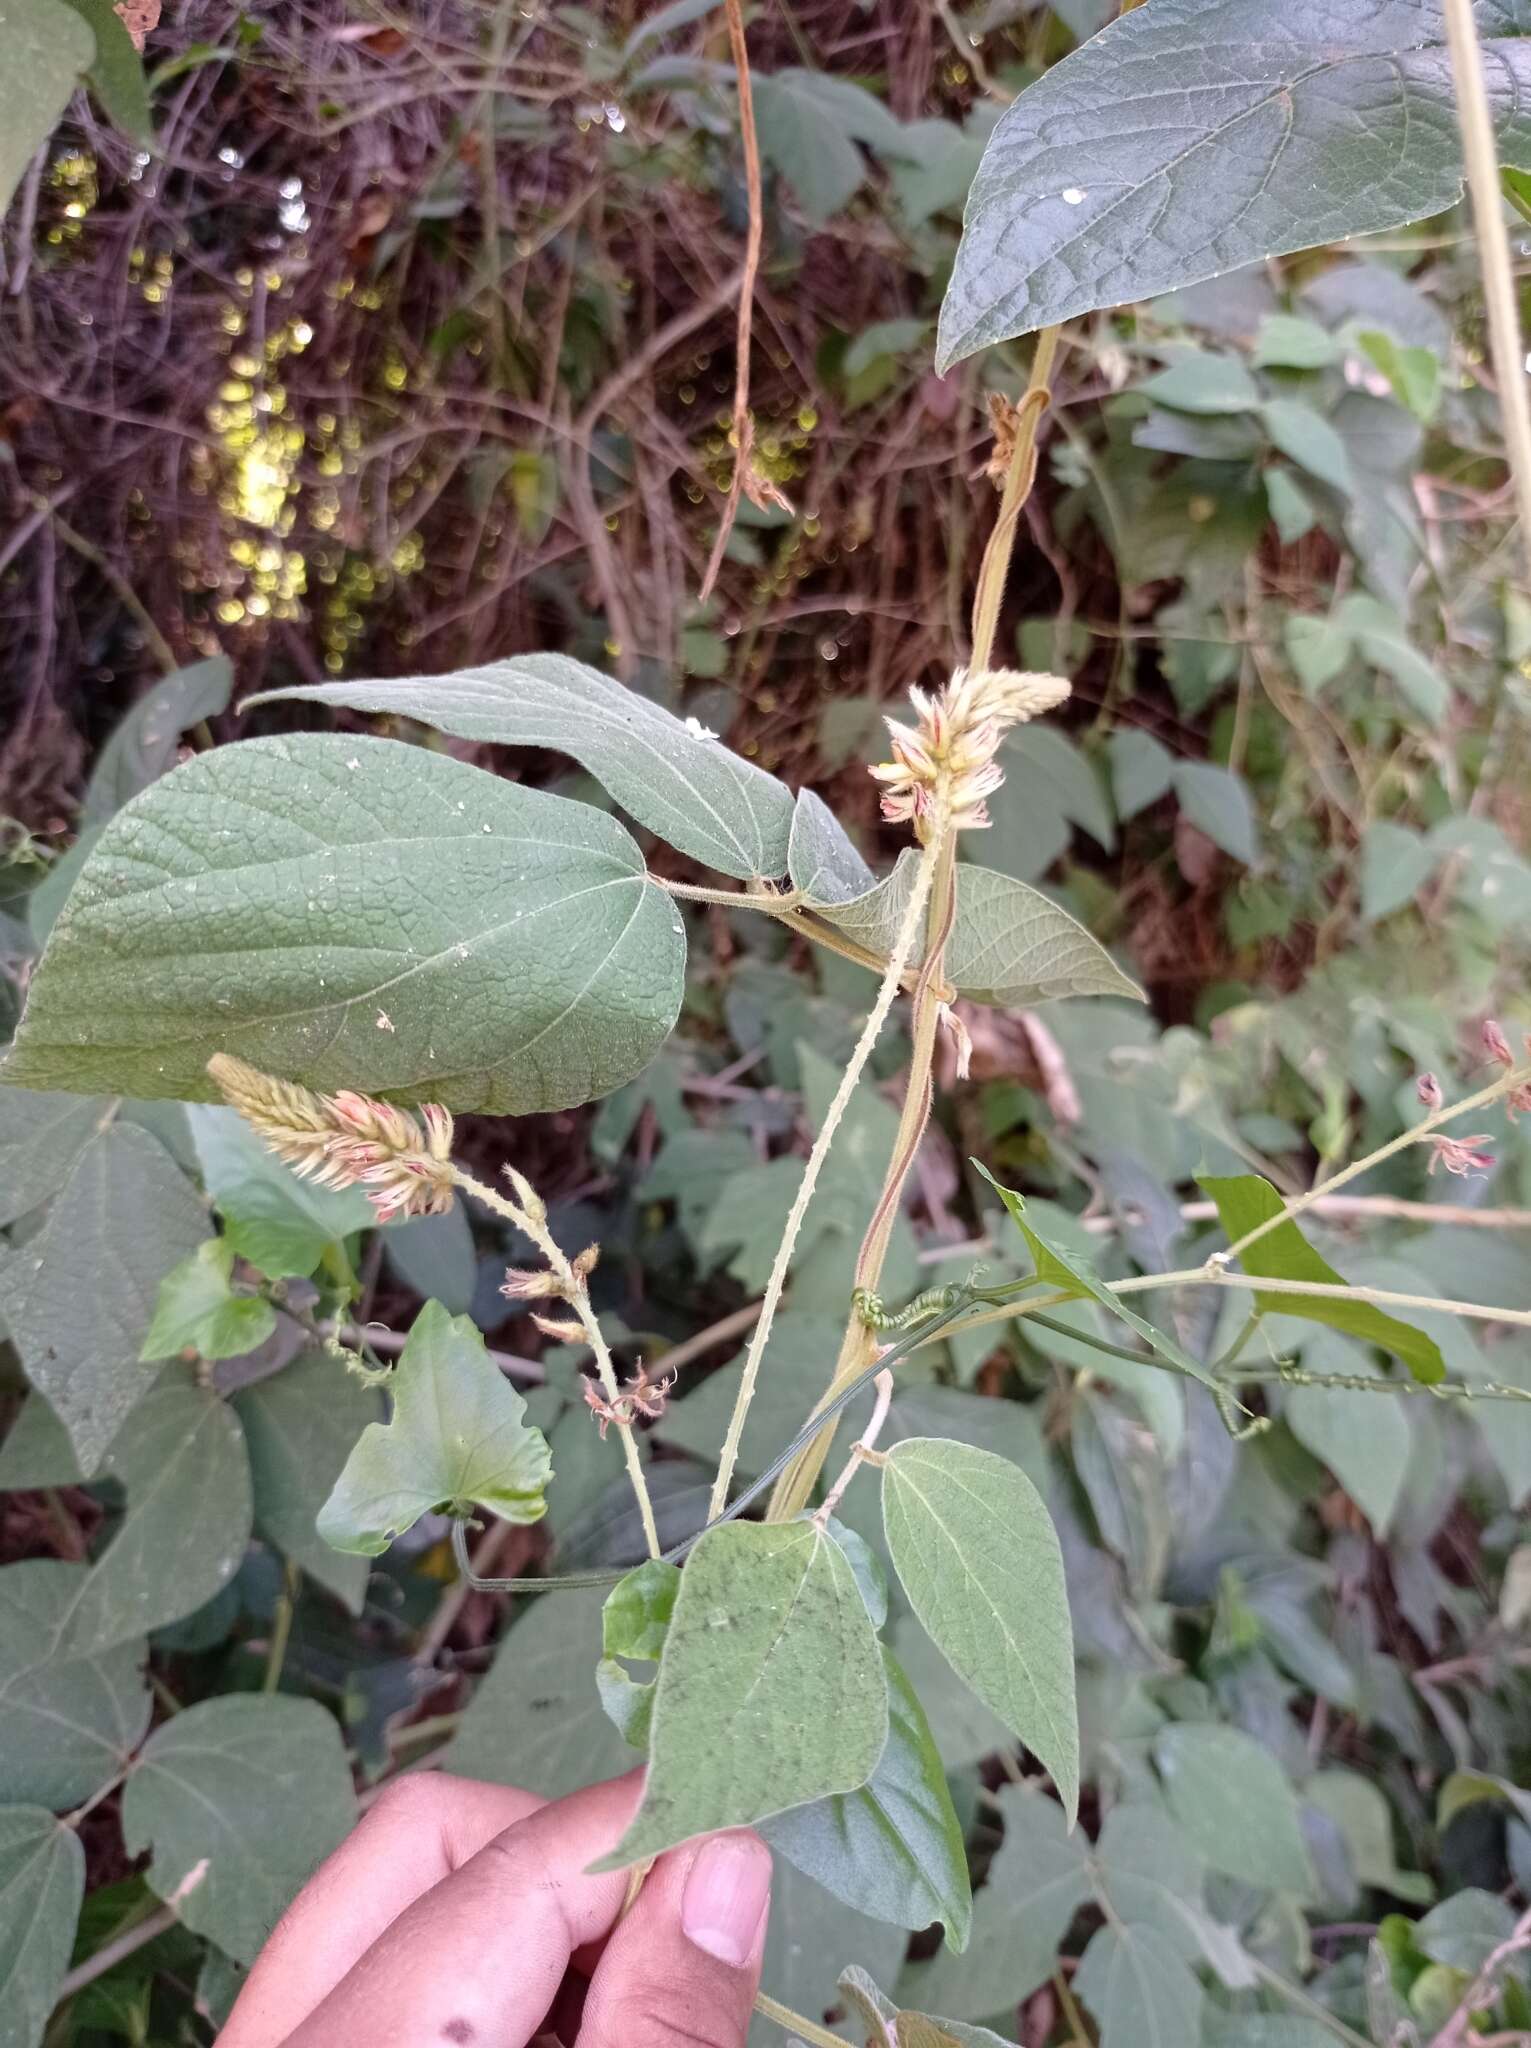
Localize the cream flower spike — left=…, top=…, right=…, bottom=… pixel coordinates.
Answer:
left=206, top=1054, right=456, bottom=1220
left=869, top=666, right=1071, bottom=839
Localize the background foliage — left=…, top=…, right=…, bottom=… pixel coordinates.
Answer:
left=3, top=2, right=1531, bottom=2046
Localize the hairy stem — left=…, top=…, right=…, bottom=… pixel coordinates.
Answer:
left=815, top=1367, right=894, bottom=1525
left=1441, top=0, right=1531, bottom=580
left=752, top=1991, right=848, bottom=2048
left=452, top=1166, right=661, bottom=1560
left=1218, top=1062, right=1531, bottom=1267
left=707, top=819, right=947, bottom=1519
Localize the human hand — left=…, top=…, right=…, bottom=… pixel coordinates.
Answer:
left=218, top=1769, right=772, bottom=2048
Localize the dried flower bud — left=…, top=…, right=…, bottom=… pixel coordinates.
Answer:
left=531, top=1313, right=586, bottom=1344
left=1484, top=1020, right=1514, bottom=1067
left=571, top=1243, right=601, bottom=1284
left=1427, top=1133, right=1495, bottom=1178
left=1416, top=1071, right=1444, bottom=1110
left=502, top=1164, right=547, bottom=1225
left=501, top=1268, right=561, bottom=1302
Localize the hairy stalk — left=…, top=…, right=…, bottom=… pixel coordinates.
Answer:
left=700, top=0, right=765, bottom=599
left=752, top=1991, right=847, bottom=2048
left=767, top=328, right=1061, bottom=1520
left=706, top=819, right=948, bottom=1519
left=1225, top=1362, right=1531, bottom=1403
left=1217, top=1061, right=1531, bottom=1266
left=1441, top=0, right=1531, bottom=578
left=451, top=1166, right=661, bottom=1560
left=814, top=1368, right=894, bottom=1525
left=659, top=878, right=805, bottom=912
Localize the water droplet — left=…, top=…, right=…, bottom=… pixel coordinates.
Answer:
left=1062, top=187, right=1085, bottom=206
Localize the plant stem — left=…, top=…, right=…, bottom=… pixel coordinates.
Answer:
left=752, top=1991, right=848, bottom=2048
left=1440, top=0, right=1531, bottom=581
left=1247, top=1955, right=1376, bottom=2048
left=707, top=820, right=947, bottom=1520
left=263, top=1560, right=300, bottom=1692
left=700, top=0, right=765, bottom=599
left=452, top=1166, right=661, bottom=1560
left=660, top=879, right=805, bottom=912
left=1218, top=1062, right=1531, bottom=1267
left=970, top=325, right=1060, bottom=672
left=815, top=1368, right=894, bottom=1524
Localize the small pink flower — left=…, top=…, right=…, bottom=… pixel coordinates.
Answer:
left=1427, top=1133, right=1495, bottom=1177
left=1483, top=1019, right=1514, bottom=1067
left=1417, top=1072, right=1444, bottom=1110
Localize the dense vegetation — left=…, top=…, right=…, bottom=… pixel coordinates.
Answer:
left=4, top=2, right=1531, bottom=2045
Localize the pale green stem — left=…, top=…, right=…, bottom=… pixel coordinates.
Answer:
left=706, top=822, right=946, bottom=1520
left=753, top=1991, right=848, bottom=2048
left=452, top=1166, right=661, bottom=1560
left=1220, top=1063, right=1531, bottom=1267
left=658, top=878, right=806, bottom=912
left=1441, top=0, right=1531, bottom=579
left=263, top=1560, right=300, bottom=1692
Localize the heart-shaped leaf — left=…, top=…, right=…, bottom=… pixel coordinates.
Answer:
left=597, top=1519, right=888, bottom=1868
left=811, top=854, right=1141, bottom=1005
left=318, top=1301, right=551, bottom=1555
left=938, top=0, right=1531, bottom=364
left=3, top=734, right=686, bottom=1116
left=882, top=1437, right=1078, bottom=1822
left=0, top=1806, right=85, bottom=2044
left=248, top=655, right=797, bottom=881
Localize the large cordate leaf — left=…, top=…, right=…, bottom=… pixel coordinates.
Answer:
left=249, top=654, right=798, bottom=881
left=0, top=1125, right=209, bottom=1474
left=938, top=0, right=1531, bottom=365
left=0, top=0, right=93, bottom=221
left=318, top=1302, right=551, bottom=1556
left=0, top=1088, right=108, bottom=1227
left=62, top=1370, right=253, bottom=1658
left=811, top=854, right=1141, bottom=1005
left=0, top=1562, right=152, bottom=1811
left=787, top=787, right=876, bottom=906
left=763, top=1646, right=972, bottom=1952
left=1155, top=1723, right=1315, bottom=1897
left=121, top=1695, right=357, bottom=1966
left=2, top=734, right=687, bottom=1115
left=881, top=1438, right=1078, bottom=1821
left=0, top=1806, right=85, bottom=2048
left=1074, top=1922, right=1202, bottom=2048
left=598, top=1520, right=888, bottom=1869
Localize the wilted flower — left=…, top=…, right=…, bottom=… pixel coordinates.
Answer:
left=1484, top=1019, right=1514, bottom=1067
left=1416, top=1071, right=1444, bottom=1110
left=206, top=1054, right=455, bottom=1220
left=1426, top=1133, right=1496, bottom=1178
left=869, top=666, right=1071, bottom=840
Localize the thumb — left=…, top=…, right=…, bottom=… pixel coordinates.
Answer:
left=576, top=1832, right=771, bottom=2048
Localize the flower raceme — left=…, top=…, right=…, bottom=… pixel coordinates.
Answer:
left=869, top=665, right=1071, bottom=839
left=205, top=1053, right=456, bottom=1220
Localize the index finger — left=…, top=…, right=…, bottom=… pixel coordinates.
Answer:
left=282, top=1772, right=644, bottom=2048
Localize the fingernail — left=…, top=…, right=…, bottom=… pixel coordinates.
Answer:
left=681, top=1833, right=772, bottom=1967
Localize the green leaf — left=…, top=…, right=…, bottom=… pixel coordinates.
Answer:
left=1260, top=400, right=1354, bottom=496
left=0, top=1088, right=108, bottom=1227
left=1074, top=1921, right=1202, bottom=2048
left=1358, top=330, right=1442, bottom=422
left=1416, top=1888, right=1514, bottom=1972
left=838, top=1966, right=1019, bottom=2048
left=598, top=1520, right=888, bottom=1868
left=1108, top=729, right=1175, bottom=820
left=788, top=788, right=876, bottom=906
left=602, top=1558, right=681, bottom=1660
left=0, top=0, right=93, bottom=220
left=1197, top=1174, right=1447, bottom=1384
left=752, top=69, right=909, bottom=222
left=937, top=0, right=1531, bottom=363
left=63, top=1370, right=253, bottom=1657
left=1253, top=315, right=1343, bottom=371
left=121, top=1695, right=357, bottom=1966
left=318, top=1301, right=551, bottom=1556
left=383, top=1204, right=477, bottom=1314
left=1154, top=1723, right=1314, bottom=1896
left=248, top=656, right=795, bottom=882
left=1360, top=821, right=1439, bottom=921
left=1307, top=1769, right=1434, bottom=1907
left=1172, top=761, right=1258, bottom=865
left=0, top=1562, right=151, bottom=1809
left=57, top=0, right=151, bottom=142
left=0, top=1807, right=84, bottom=2048
left=234, top=1350, right=382, bottom=1614
left=448, top=1588, right=636, bottom=1798
left=86, top=663, right=235, bottom=831
left=1285, top=1334, right=1411, bottom=1535
left=977, top=1167, right=1234, bottom=1411
left=0, top=1125, right=209, bottom=1473
left=1265, top=469, right=1319, bottom=546
left=1139, top=352, right=1261, bottom=416
left=188, top=1102, right=373, bottom=1280
left=0, top=1397, right=82, bottom=1490
left=812, top=855, right=1142, bottom=1006
left=763, top=1646, right=972, bottom=1952
left=1093, top=1803, right=1254, bottom=1988
left=881, top=1437, right=1078, bottom=1822
left=3, top=734, right=687, bottom=1116
left=1284, top=613, right=1352, bottom=695
left=890, top=1620, right=1010, bottom=1773
left=1340, top=593, right=1451, bottom=724
left=910, top=1787, right=1090, bottom=2019
left=140, top=1239, right=277, bottom=1363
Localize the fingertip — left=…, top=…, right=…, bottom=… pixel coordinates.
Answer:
left=679, top=1832, right=772, bottom=1969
